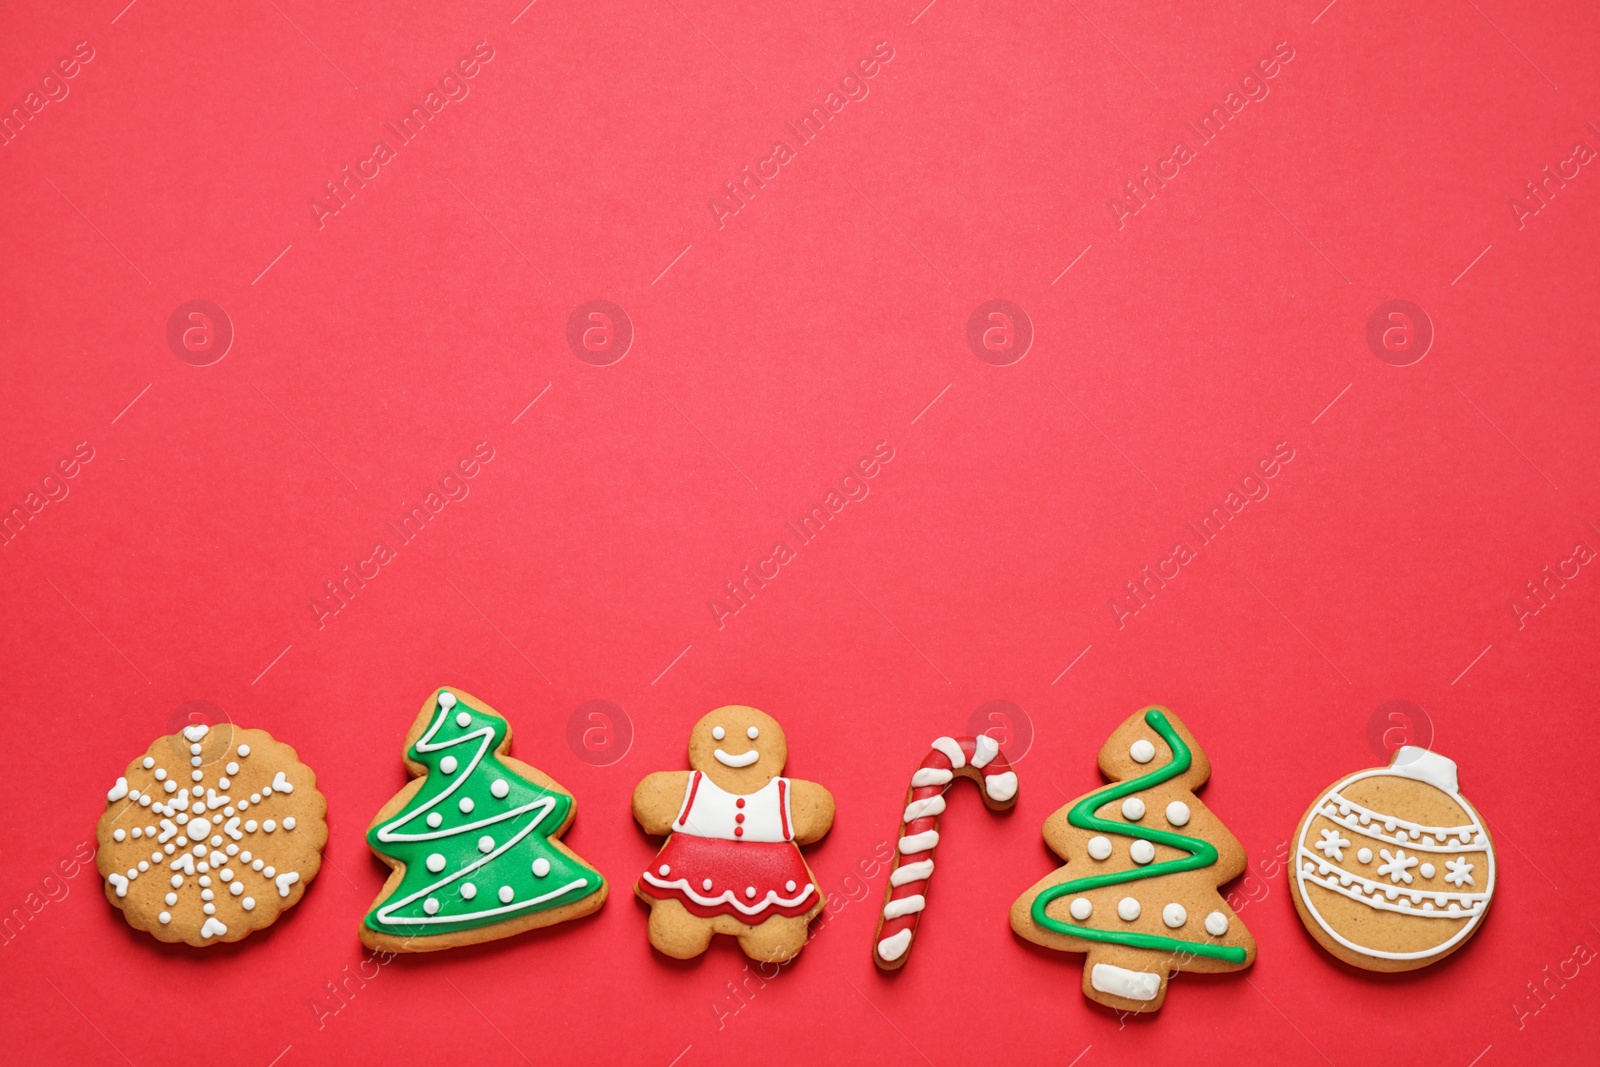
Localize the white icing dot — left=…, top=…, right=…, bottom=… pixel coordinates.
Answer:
left=250, top=794, right=261, bottom=804
left=498, top=886, right=514, bottom=903
left=190, top=743, right=202, bottom=755
left=438, top=693, right=456, bottom=709
left=226, top=844, right=238, bottom=856
left=427, top=854, right=447, bottom=873
left=153, top=767, right=166, bottom=780
left=236, top=799, right=247, bottom=810
left=440, top=756, right=458, bottom=774
left=191, top=770, right=203, bottom=781
left=459, top=798, right=475, bottom=814
left=491, top=779, right=509, bottom=799
left=261, top=786, right=272, bottom=797
left=218, top=778, right=230, bottom=790
left=210, top=836, right=223, bottom=849
left=201, top=889, right=214, bottom=901
left=423, top=898, right=440, bottom=915
left=1087, top=836, right=1113, bottom=861
left=745, top=886, right=757, bottom=899
left=456, top=712, right=471, bottom=728
left=1357, top=848, right=1373, bottom=864
left=1121, top=797, right=1146, bottom=821
left=1129, top=739, right=1156, bottom=763
left=712, top=726, right=726, bottom=740
left=240, top=851, right=252, bottom=863
left=747, top=726, right=760, bottom=740
left=283, top=817, right=296, bottom=830
left=226, top=762, right=239, bottom=776
left=165, top=892, right=177, bottom=906
left=190, top=756, right=202, bottom=766
left=1163, top=903, right=1188, bottom=928
left=137, top=861, right=149, bottom=872
left=532, top=858, right=551, bottom=877
left=191, top=785, right=203, bottom=796
left=113, top=829, right=126, bottom=842
left=702, top=879, right=714, bottom=891
left=263, top=820, right=276, bottom=833
left=1421, top=863, right=1436, bottom=879
left=478, top=835, right=495, bottom=854
left=143, top=757, right=155, bottom=769
left=1130, top=840, right=1156, bottom=864
left=461, top=883, right=477, bottom=899
left=251, top=859, right=264, bottom=871
left=171, top=875, right=184, bottom=888
left=1205, top=911, right=1229, bottom=936
left=785, top=880, right=797, bottom=892
left=237, top=745, right=250, bottom=757
left=1117, top=898, right=1141, bottom=921
left=242, top=897, right=255, bottom=910
left=197, top=862, right=210, bottom=873
left=427, top=813, right=443, bottom=828
left=263, top=866, right=275, bottom=878
left=230, top=882, right=243, bottom=896
left=1069, top=897, right=1093, bottom=920
left=219, top=868, right=234, bottom=882
left=126, top=868, right=138, bottom=880
left=659, top=865, right=671, bottom=876
left=1165, top=801, right=1190, bottom=826
left=159, top=912, right=171, bottom=924
left=163, top=844, right=175, bottom=855
left=163, top=781, right=176, bottom=793
left=244, top=820, right=258, bottom=833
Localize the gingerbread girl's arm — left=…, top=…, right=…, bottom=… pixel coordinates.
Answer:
left=787, top=779, right=835, bottom=844
left=633, top=771, right=691, bottom=835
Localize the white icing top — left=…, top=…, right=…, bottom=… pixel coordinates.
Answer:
left=674, top=772, right=792, bottom=843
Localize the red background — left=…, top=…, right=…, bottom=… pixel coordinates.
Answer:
left=3, top=0, right=1597, bottom=1063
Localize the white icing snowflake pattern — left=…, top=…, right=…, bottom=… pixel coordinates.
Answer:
left=1314, top=828, right=1350, bottom=861
left=1377, top=848, right=1418, bottom=885
left=102, top=725, right=304, bottom=940
left=1444, top=855, right=1475, bottom=887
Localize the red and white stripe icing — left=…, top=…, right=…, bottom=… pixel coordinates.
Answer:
left=873, top=735, right=1018, bottom=966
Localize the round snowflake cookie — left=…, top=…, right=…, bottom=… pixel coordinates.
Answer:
left=1290, top=746, right=1494, bottom=972
left=95, top=722, right=328, bottom=947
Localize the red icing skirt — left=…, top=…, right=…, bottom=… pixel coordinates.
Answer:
left=637, top=834, right=818, bottom=920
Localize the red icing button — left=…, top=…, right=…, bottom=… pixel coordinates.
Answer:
left=736, top=798, right=746, bottom=808
left=735, top=813, right=745, bottom=823
left=734, top=827, right=744, bottom=837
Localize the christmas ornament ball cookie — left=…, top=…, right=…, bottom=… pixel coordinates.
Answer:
left=96, top=722, right=328, bottom=946
left=1290, top=746, right=1495, bottom=972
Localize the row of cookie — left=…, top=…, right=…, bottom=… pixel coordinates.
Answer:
left=96, top=691, right=1494, bottom=1016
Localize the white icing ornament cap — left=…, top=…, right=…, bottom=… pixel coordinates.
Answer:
left=1389, top=747, right=1458, bottom=794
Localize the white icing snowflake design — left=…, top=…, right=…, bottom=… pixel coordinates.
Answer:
left=102, top=725, right=305, bottom=940
left=1377, top=848, right=1418, bottom=885
left=1444, top=855, right=1475, bottom=887
left=1314, top=827, right=1350, bottom=861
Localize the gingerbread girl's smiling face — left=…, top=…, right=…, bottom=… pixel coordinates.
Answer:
left=687, top=706, right=786, bottom=790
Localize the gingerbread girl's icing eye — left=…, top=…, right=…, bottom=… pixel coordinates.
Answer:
left=712, top=726, right=726, bottom=741
left=747, top=726, right=760, bottom=740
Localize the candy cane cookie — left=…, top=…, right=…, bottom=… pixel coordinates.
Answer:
left=873, top=735, right=1018, bottom=969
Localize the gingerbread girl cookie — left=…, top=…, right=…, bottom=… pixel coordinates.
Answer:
left=1011, top=707, right=1256, bottom=1012
left=633, top=706, right=834, bottom=962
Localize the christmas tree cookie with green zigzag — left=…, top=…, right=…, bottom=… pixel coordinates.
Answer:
left=1011, top=706, right=1256, bottom=1012
left=361, top=688, right=607, bottom=952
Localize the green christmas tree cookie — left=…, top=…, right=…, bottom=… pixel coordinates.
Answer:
left=361, top=687, right=607, bottom=951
